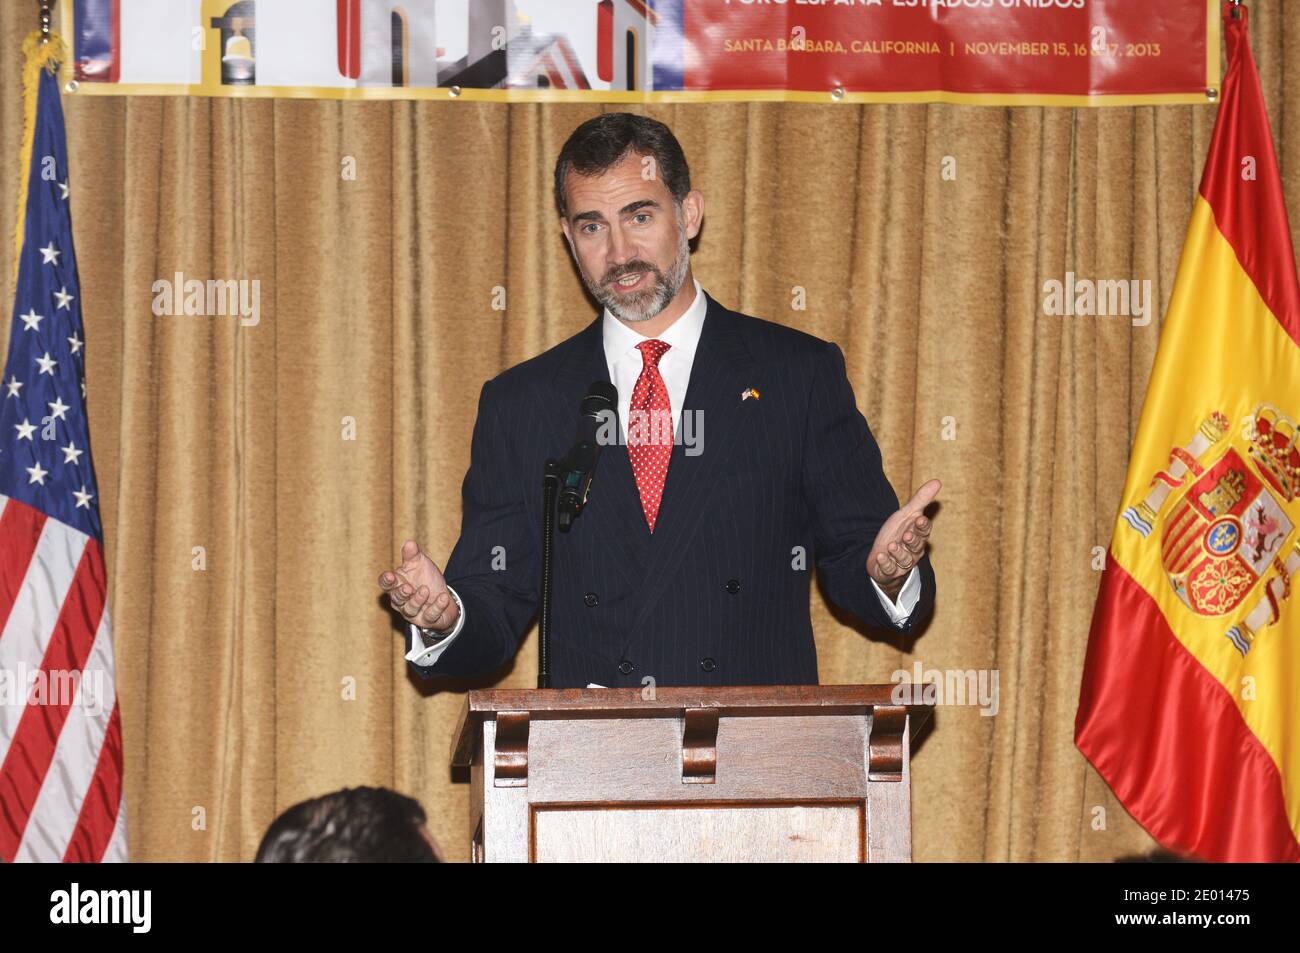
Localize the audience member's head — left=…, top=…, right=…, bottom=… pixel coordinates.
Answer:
left=1113, top=848, right=1199, bottom=862
left=255, top=786, right=444, bottom=862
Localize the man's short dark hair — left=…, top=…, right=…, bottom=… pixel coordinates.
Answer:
left=254, top=786, right=438, bottom=863
left=554, top=112, right=691, bottom=219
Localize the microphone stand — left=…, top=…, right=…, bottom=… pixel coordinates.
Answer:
left=538, top=383, right=613, bottom=688
left=538, top=458, right=562, bottom=688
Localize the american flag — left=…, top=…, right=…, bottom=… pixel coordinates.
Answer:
left=0, top=45, right=126, bottom=862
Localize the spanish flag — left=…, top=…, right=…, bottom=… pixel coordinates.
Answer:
left=1075, top=3, right=1300, bottom=862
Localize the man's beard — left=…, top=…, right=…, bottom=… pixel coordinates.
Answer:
left=582, top=223, right=691, bottom=323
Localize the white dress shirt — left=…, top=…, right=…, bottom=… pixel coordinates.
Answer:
left=406, top=280, right=919, bottom=666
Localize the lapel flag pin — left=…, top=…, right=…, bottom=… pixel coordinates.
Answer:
left=741, top=387, right=761, bottom=401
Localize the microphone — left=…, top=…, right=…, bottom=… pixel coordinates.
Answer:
left=556, top=381, right=618, bottom=530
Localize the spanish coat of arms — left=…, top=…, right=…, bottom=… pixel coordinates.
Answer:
left=1121, top=406, right=1300, bottom=656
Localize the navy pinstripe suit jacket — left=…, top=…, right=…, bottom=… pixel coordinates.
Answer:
left=414, top=291, right=936, bottom=688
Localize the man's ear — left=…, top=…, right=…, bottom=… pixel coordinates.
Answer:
left=560, top=217, right=572, bottom=245
left=681, top=190, right=704, bottom=241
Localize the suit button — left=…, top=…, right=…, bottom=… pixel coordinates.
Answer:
left=584, top=592, right=599, bottom=607
left=618, top=660, right=634, bottom=675
left=724, top=578, right=741, bottom=594
left=700, top=657, right=717, bottom=672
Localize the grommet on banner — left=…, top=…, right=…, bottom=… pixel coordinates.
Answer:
left=39, top=0, right=52, bottom=44
left=830, top=85, right=845, bottom=101
left=1206, top=87, right=1219, bottom=101
left=448, top=85, right=462, bottom=98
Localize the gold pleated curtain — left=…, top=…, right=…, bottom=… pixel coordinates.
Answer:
left=2, top=4, right=1298, bottom=862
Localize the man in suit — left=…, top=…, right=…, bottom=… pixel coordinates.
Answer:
left=378, top=113, right=939, bottom=689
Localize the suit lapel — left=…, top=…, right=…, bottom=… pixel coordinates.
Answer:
left=549, top=315, right=651, bottom=586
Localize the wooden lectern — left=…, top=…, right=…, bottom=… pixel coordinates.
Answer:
left=450, top=685, right=929, bottom=862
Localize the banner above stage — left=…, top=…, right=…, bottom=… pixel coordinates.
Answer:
left=63, top=0, right=1221, bottom=106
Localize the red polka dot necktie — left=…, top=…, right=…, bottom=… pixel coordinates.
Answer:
left=628, top=339, right=673, bottom=533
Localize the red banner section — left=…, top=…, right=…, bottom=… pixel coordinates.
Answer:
left=682, top=0, right=1219, bottom=105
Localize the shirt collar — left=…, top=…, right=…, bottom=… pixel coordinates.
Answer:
left=602, top=278, right=706, bottom=368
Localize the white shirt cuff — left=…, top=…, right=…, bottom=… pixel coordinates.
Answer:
left=404, top=586, right=466, bottom=667
left=870, top=565, right=921, bottom=625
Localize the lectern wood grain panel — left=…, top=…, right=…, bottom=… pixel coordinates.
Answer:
left=450, top=685, right=930, bottom=863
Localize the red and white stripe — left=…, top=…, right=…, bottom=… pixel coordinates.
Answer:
left=0, top=492, right=127, bottom=862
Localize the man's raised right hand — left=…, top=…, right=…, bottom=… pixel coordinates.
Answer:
left=378, top=539, right=461, bottom=633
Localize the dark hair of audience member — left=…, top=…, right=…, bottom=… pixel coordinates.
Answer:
left=255, top=786, right=441, bottom=863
